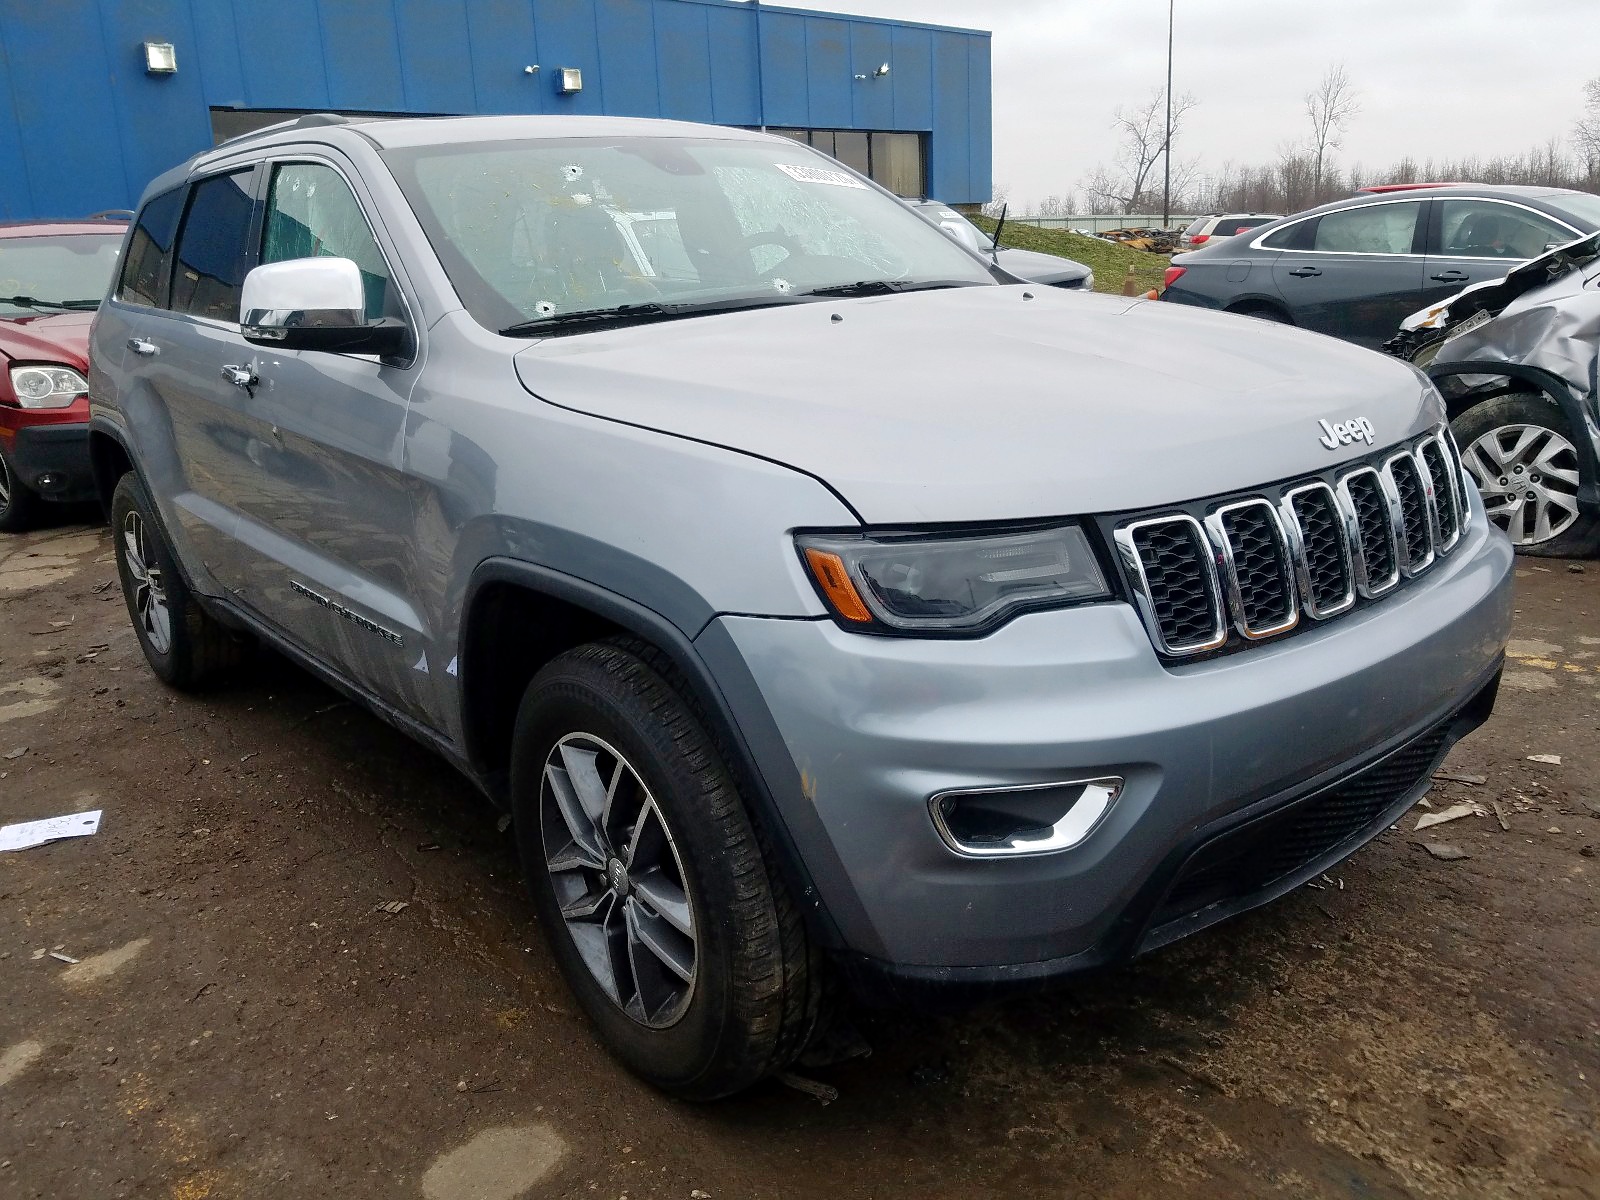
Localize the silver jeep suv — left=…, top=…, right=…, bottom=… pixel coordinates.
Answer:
left=88, top=114, right=1514, bottom=1099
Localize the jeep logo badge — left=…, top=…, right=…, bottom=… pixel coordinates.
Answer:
left=1318, top=417, right=1375, bottom=450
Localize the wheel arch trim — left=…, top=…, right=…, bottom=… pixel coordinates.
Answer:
left=460, top=557, right=849, bottom=951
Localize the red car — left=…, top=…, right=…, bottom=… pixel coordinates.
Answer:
left=0, top=218, right=128, bottom=530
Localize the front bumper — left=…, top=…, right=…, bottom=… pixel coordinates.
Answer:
left=0, top=420, right=94, bottom=502
left=699, top=506, right=1514, bottom=996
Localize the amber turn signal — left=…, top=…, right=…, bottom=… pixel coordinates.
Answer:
left=802, top=547, right=874, bottom=624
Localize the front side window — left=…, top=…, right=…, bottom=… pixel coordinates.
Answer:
left=1313, top=202, right=1422, bottom=255
left=171, top=170, right=256, bottom=321
left=1438, top=199, right=1573, bottom=260
left=385, top=135, right=993, bottom=334
left=116, top=188, right=185, bottom=309
left=0, top=232, right=124, bottom=316
left=262, top=162, right=391, bottom=320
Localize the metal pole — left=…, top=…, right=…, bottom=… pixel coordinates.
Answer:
left=754, top=0, right=767, bottom=132
left=1162, top=0, right=1173, bottom=226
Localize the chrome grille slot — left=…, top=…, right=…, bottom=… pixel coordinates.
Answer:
left=1207, top=500, right=1297, bottom=638
left=1116, top=427, right=1459, bottom=659
left=1417, top=435, right=1462, bottom=551
left=1338, top=466, right=1401, bottom=597
left=1115, top=516, right=1226, bottom=655
left=1281, top=482, right=1355, bottom=618
left=1384, top=452, right=1435, bottom=574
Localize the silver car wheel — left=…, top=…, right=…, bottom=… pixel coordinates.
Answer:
left=121, top=510, right=173, bottom=655
left=0, top=451, right=12, bottom=507
left=540, top=732, right=697, bottom=1029
left=1462, top=422, right=1581, bottom=547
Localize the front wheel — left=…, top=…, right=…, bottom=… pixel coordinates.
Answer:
left=0, top=444, right=44, bottom=532
left=510, top=641, right=821, bottom=1099
left=1454, top=393, right=1600, bottom=557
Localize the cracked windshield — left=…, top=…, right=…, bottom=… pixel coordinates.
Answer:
left=387, top=136, right=994, bottom=333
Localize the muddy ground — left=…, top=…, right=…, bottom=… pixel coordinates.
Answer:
left=0, top=518, right=1596, bottom=1199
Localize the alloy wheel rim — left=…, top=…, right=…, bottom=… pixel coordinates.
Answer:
left=121, top=510, right=173, bottom=655
left=539, top=732, right=697, bottom=1028
left=0, top=452, right=11, bottom=507
left=1462, top=422, right=1581, bottom=546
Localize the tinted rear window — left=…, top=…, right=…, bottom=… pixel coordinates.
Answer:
left=1213, top=217, right=1270, bottom=237
left=171, top=170, right=256, bottom=321
left=1262, top=219, right=1315, bottom=251
left=117, top=188, right=185, bottom=308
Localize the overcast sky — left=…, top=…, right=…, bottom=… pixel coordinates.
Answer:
left=790, top=0, right=1599, bottom=209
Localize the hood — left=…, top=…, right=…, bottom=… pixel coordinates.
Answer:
left=995, top=247, right=1091, bottom=286
left=513, top=286, right=1438, bottom=524
left=0, top=311, right=92, bottom=369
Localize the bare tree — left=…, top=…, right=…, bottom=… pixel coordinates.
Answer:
left=1575, top=77, right=1600, bottom=177
left=981, top=185, right=1010, bottom=218
left=1033, top=193, right=1078, bottom=219
left=1305, top=64, right=1360, bottom=200
left=1083, top=87, right=1199, bottom=214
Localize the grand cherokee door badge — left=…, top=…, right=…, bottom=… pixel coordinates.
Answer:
left=290, top=580, right=405, bottom=646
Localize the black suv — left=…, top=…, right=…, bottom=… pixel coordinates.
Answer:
left=1162, top=185, right=1600, bottom=347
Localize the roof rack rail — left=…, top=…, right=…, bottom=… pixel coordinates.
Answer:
left=213, top=111, right=356, bottom=150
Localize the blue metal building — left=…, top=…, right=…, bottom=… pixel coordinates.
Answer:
left=0, top=0, right=991, bottom=220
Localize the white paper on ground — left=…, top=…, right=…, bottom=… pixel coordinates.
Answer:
left=0, top=810, right=102, bottom=853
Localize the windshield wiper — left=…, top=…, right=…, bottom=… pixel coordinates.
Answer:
left=499, top=294, right=802, bottom=338
left=796, top=279, right=984, bottom=299
left=0, top=295, right=99, bottom=312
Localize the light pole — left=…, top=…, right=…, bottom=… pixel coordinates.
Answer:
left=1161, top=0, right=1173, bottom=226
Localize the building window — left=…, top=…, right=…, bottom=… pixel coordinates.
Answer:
left=764, top=129, right=926, bottom=199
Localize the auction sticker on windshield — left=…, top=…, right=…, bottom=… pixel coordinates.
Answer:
left=775, top=163, right=867, bottom=189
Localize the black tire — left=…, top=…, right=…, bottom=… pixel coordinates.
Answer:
left=0, top=445, right=44, bottom=533
left=1453, top=393, right=1600, bottom=558
left=110, top=473, right=247, bottom=688
left=510, top=639, right=821, bottom=1100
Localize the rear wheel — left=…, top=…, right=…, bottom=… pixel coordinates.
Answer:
left=111, top=473, right=248, bottom=687
left=510, top=640, right=821, bottom=1099
left=1454, top=393, right=1600, bottom=557
left=0, top=445, right=44, bottom=532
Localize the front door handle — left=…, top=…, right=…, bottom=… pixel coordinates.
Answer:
left=127, top=337, right=159, bottom=357
left=1430, top=270, right=1469, bottom=282
left=1287, top=266, right=1323, bottom=278
left=221, top=364, right=258, bottom=389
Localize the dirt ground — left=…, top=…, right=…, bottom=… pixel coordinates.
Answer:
left=1, top=517, right=1597, bottom=1200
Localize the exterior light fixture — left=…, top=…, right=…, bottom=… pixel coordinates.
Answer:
left=874, top=62, right=890, bottom=77
left=523, top=64, right=540, bottom=75
left=143, top=41, right=177, bottom=74
left=557, top=68, right=583, bottom=94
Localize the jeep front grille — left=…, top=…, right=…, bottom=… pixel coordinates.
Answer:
left=1114, top=428, right=1467, bottom=659
left=1121, top=515, right=1226, bottom=654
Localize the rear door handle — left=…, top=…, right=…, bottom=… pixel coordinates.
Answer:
left=1430, top=270, right=1469, bottom=282
left=221, top=364, right=258, bottom=389
left=1287, top=266, right=1323, bottom=278
left=127, top=337, right=159, bottom=356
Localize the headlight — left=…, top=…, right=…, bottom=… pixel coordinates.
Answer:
left=9, top=365, right=88, bottom=409
left=798, top=524, right=1111, bottom=634
left=1081, top=270, right=1094, bottom=291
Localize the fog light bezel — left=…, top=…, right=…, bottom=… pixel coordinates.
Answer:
left=929, top=776, right=1124, bottom=858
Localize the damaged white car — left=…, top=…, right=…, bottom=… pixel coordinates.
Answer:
left=1387, top=232, right=1600, bottom=555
